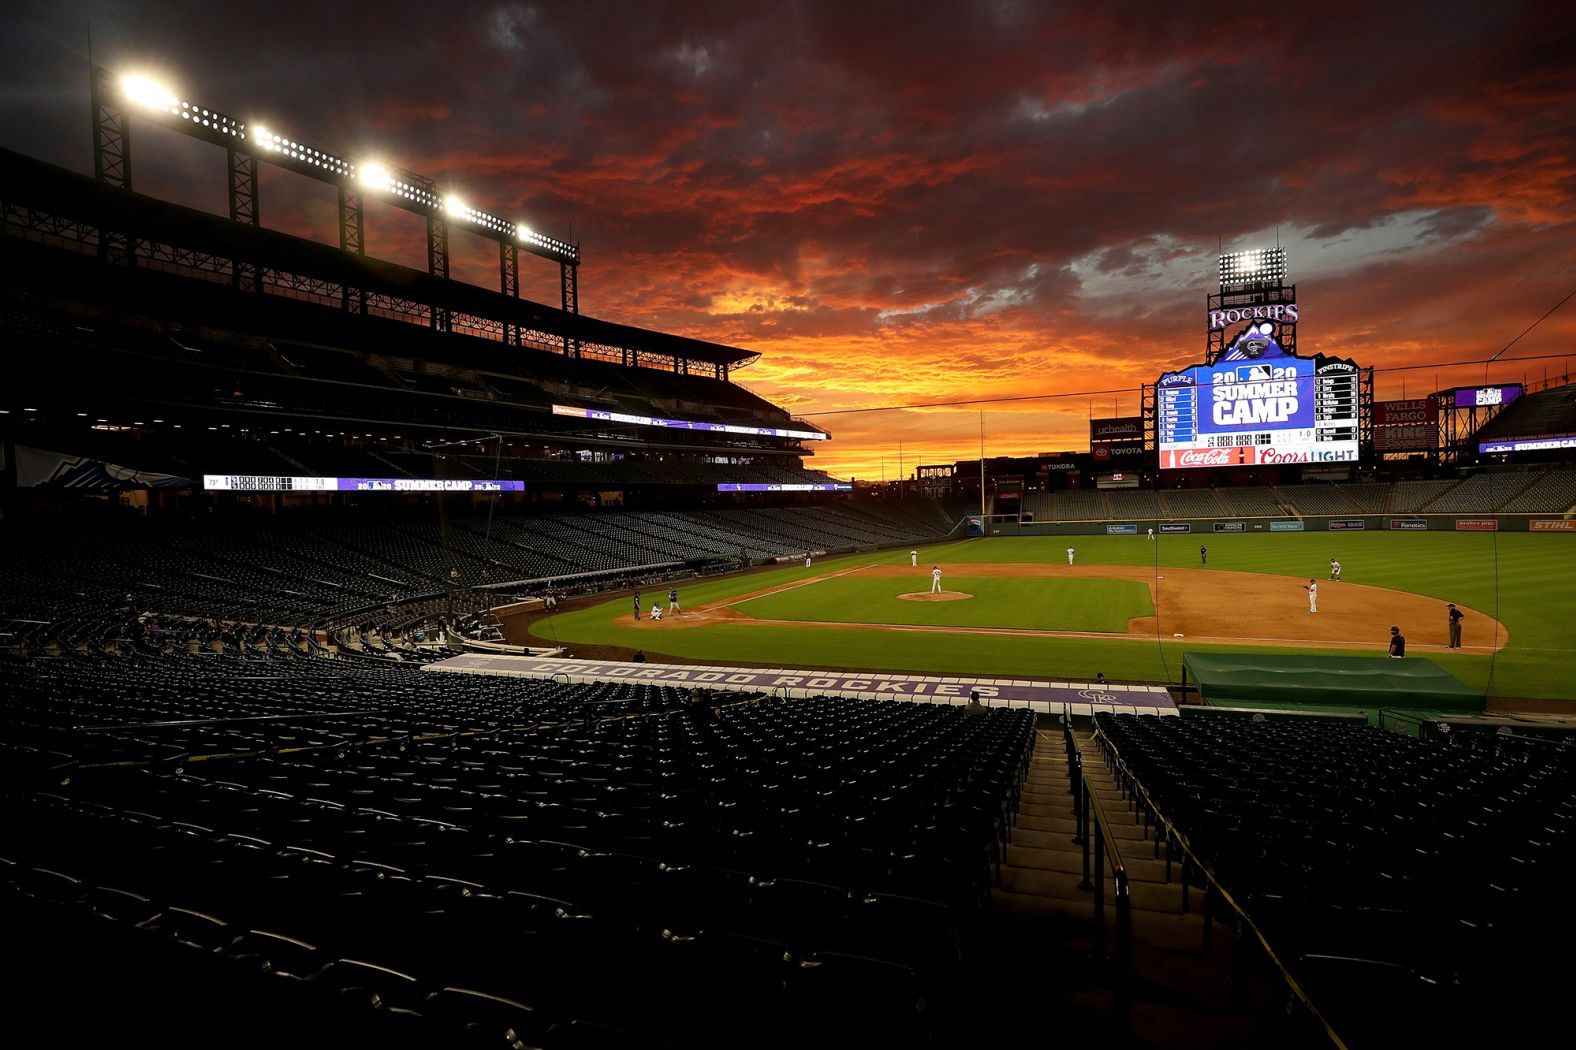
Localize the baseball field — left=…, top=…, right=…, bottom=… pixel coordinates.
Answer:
left=519, top=532, right=1576, bottom=704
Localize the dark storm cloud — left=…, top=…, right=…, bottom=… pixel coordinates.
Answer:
left=2, top=1, right=1574, bottom=475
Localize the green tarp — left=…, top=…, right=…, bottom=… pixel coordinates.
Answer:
left=1182, top=652, right=1486, bottom=713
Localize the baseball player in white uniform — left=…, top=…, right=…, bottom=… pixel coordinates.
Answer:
left=650, top=603, right=664, bottom=621
left=1066, top=546, right=1076, bottom=566
left=1304, top=579, right=1318, bottom=613
left=910, top=549, right=918, bottom=567
left=931, top=566, right=943, bottom=594
left=1329, top=558, right=1342, bottom=581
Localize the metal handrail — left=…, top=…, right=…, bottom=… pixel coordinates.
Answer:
left=1065, top=715, right=1131, bottom=1033
left=1091, top=718, right=1350, bottom=1050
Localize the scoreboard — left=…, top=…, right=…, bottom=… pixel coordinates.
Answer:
left=1157, top=324, right=1361, bottom=470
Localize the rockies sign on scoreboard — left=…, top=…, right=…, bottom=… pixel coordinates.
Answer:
left=1156, top=323, right=1361, bottom=470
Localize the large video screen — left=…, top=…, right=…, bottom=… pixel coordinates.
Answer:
left=1157, top=324, right=1360, bottom=469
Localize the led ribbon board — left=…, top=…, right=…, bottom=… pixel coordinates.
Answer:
left=1479, top=436, right=1576, bottom=454
left=1156, top=324, right=1360, bottom=469
left=552, top=405, right=826, bottom=441
left=716, top=483, right=852, bottom=492
left=1454, top=385, right=1523, bottom=408
left=204, top=476, right=524, bottom=492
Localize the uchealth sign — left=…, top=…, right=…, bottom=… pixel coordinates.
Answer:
left=1090, top=416, right=1144, bottom=442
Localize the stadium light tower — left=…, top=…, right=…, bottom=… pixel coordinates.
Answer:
left=90, top=65, right=581, bottom=322
left=1218, top=247, right=1287, bottom=290
left=1206, top=246, right=1296, bottom=364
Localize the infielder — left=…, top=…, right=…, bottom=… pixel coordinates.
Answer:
left=910, top=549, right=918, bottom=567
left=1304, top=579, right=1318, bottom=613
left=1066, top=546, right=1076, bottom=566
left=931, top=566, right=943, bottom=594
left=1200, top=546, right=1207, bottom=565
left=1329, top=558, right=1342, bottom=581
left=668, top=587, right=680, bottom=615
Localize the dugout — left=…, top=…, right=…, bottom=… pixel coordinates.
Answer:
left=1180, top=652, right=1486, bottom=713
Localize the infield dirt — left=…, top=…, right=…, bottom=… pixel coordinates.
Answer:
left=622, top=562, right=1507, bottom=654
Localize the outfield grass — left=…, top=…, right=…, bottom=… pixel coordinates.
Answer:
left=734, top=576, right=1152, bottom=633
left=530, top=533, right=1576, bottom=701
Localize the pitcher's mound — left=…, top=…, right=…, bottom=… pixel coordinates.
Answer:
left=898, top=591, right=973, bottom=602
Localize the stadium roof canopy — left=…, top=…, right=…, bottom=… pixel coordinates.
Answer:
left=0, top=148, right=759, bottom=376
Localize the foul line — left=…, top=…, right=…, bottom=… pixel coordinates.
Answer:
left=724, top=562, right=877, bottom=610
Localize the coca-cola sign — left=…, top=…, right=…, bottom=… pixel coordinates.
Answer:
left=1159, top=447, right=1252, bottom=469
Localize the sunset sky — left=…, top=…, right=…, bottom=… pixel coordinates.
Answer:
left=3, top=1, right=1574, bottom=479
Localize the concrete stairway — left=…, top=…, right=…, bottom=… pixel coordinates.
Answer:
left=949, top=726, right=1308, bottom=1049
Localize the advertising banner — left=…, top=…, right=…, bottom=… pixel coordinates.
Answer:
left=1530, top=519, right=1576, bottom=531
left=1090, top=416, right=1144, bottom=443
left=1480, top=435, right=1576, bottom=454
left=1105, top=524, right=1138, bottom=535
left=1373, top=399, right=1438, bottom=426
left=1455, top=519, right=1499, bottom=531
left=1091, top=442, right=1147, bottom=462
left=1212, top=522, right=1246, bottom=533
left=1389, top=519, right=1429, bottom=531
left=1159, top=523, right=1192, bottom=534
left=1453, top=386, right=1522, bottom=409
left=1328, top=519, right=1366, bottom=530
left=1270, top=520, right=1305, bottom=532
left=1374, top=425, right=1437, bottom=452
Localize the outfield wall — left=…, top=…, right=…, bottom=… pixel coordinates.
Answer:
left=1003, top=513, right=1575, bottom=537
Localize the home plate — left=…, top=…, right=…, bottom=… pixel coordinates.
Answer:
left=1174, top=633, right=1184, bottom=637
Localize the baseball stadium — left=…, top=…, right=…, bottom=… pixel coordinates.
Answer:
left=4, top=20, right=1576, bottom=1050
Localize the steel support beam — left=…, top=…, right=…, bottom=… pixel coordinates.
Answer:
left=337, top=188, right=366, bottom=313
left=499, top=242, right=520, bottom=345
left=227, top=148, right=260, bottom=291
left=561, top=261, right=579, bottom=356
left=428, top=215, right=450, bottom=331
left=89, top=66, right=133, bottom=266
